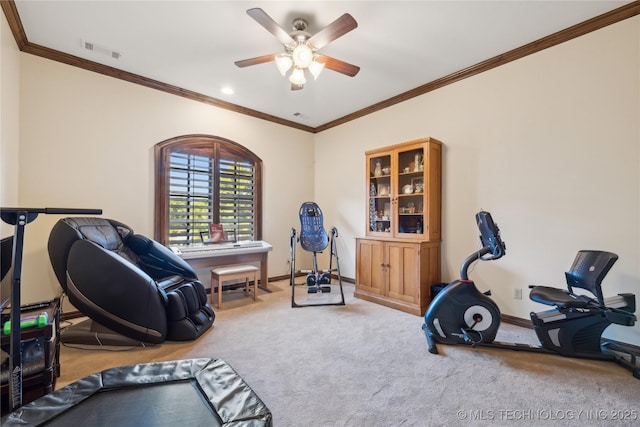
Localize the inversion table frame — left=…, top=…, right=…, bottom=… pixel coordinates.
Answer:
left=289, top=202, right=345, bottom=308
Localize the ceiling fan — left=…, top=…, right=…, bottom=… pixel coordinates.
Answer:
left=235, top=8, right=360, bottom=90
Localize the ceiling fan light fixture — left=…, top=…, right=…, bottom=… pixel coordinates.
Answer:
left=275, top=54, right=293, bottom=76
left=236, top=9, right=359, bottom=91
left=308, top=58, right=325, bottom=80
left=292, top=43, right=313, bottom=68
left=289, top=67, right=307, bottom=86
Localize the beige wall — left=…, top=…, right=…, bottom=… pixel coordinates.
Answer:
left=315, top=16, right=640, bottom=343
left=2, top=14, right=639, bottom=343
left=15, top=53, right=314, bottom=303
left=1, top=12, right=20, bottom=232
left=0, top=13, right=21, bottom=299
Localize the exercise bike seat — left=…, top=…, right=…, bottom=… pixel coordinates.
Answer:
left=529, top=286, right=594, bottom=309
left=529, top=250, right=618, bottom=309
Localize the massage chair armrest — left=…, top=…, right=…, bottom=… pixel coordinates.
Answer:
left=125, top=234, right=198, bottom=281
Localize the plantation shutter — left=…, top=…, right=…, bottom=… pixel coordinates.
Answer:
left=167, top=148, right=257, bottom=246
left=219, top=155, right=256, bottom=241
left=168, top=152, right=214, bottom=245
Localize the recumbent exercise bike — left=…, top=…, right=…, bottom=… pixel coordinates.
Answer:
left=422, top=211, right=640, bottom=378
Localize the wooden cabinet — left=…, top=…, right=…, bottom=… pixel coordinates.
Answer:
left=366, top=137, right=441, bottom=241
left=356, top=138, right=442, bottom=316
left=355, top=238, right=440, bottom=316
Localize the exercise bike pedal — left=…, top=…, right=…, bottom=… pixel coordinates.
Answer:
left=461, top=328, right=484, bottom=347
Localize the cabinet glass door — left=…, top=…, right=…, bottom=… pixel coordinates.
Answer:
left=368, top=154, right=392, bottom=235
left=396, top=146, right=424, bottom=236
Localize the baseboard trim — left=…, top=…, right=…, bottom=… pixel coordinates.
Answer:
left=61, top=311, right=85, bottom=321
left=501, top=314, right=533, bottom=329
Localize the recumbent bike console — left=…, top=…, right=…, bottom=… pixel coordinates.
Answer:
left=422, top=211, right=639, bottom=378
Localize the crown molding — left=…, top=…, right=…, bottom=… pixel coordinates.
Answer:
left=3, top=0, right=638, bottom=134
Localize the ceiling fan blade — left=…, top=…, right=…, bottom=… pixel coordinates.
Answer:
left=247, top=8, right=295, bottom=46
left=307, top=13, right=357, bottom=50
left=235, top=54, right=277, bottom=68
left=315, top=55, right=360, bottom=77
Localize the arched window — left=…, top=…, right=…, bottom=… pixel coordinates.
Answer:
left=154, top=135, right=262, bottom=246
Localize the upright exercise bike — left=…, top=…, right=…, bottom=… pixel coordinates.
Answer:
left=422, top=211, right=640, bottom=378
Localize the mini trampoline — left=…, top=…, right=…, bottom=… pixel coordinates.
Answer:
left=1, top=358, right=272, bottom=426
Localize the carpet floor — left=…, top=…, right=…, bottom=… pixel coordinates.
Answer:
left=56, top=280, right=639, bottom=426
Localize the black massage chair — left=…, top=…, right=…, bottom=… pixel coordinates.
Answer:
left=48, top=217, right=214, bottom=344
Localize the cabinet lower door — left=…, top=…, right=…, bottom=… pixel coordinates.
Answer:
left=355, top=239, right=385, bottom=295
left=386, top=242, right=419, bottom=304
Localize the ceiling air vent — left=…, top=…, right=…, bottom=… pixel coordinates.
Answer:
left=82, top=39, right=121, bottom=59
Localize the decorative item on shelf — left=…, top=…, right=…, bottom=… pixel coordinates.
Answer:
left=374, top=160, right=383, bottom=177
left=411, top=178, right=424, bottom=193
left=402, top=184, right=413, bottom=194
left=369, top=199, right=377, bottom=231
left=403, top=167, right=410, bottom=173
left=414, top=153, right=422, bottom=172
left=378, top=184, right=390, bottom=196
left=370, top=182, right=376, bottom=196
left=382, top=167, right=391, bottom=175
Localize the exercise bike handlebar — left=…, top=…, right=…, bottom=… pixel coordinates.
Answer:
left=459, top=211, right=507, bottom=280
left=460, top=246, right=492, bottom=280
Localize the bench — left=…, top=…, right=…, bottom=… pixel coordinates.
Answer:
left=211, top=265, right=258, bottom=309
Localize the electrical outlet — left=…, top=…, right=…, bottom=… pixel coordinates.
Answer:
left=514, top=288, right=522, bottom=300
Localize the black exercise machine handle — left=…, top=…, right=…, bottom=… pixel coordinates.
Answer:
left=459, top=211, right=507, bottom=280
left=1, top=207, right=102, bottom=224
left=460, top=246, right=492, bottom=280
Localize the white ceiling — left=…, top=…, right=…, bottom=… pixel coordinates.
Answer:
left=13, top=1, right=633, bottom=129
